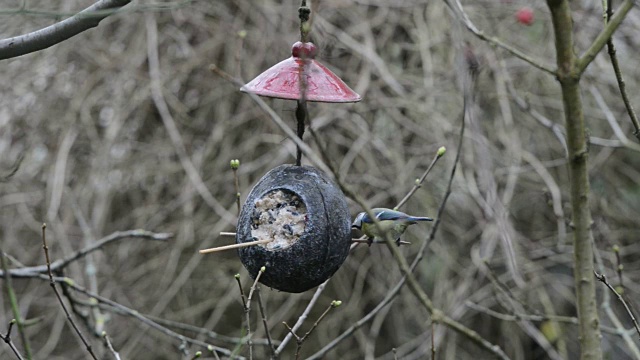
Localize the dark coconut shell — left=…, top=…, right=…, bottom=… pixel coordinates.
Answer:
left=236, top=164, right=351, bottom=293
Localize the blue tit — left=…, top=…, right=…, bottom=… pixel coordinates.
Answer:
left=352, top=208, right=433, bottom=245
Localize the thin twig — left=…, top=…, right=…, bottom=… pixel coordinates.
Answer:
left=57, top=278, right=96, bottom=336
left=283, top=300, right=341, bottom=360
left=102, top=331, right=121, bottom=360
left=245, top=267, right=265, bottom=360
left=2, top=270, right=239, bottom=358
left=144, top=314, right=277, bottom=346
left=300, top=300, right=340, bottom=342
left=235, top=273, right=250, bottom=357
left=49, top=273, right=242, bottom=359
left=0, top=230, right=173, bottom=278
left=395, top=149, right=445, bottom=210
left=0, top=251, right=31, bottom=359
left=593, top=244, right=640, bottom=357
left=281, top=322, right=298, bottom=341
left=211, top=347, right=222, bottom=360
left=255, top=287, right=276, bottom=358
left=68, top=193, right=105, bottom=336
left=274, top=280, right=328, bottom=355
left=0, top=320, right=24, bottom=360
left=431, top=322, right=436, bottom=360
left=351, top=238, right=410, bottom=246
left=235, top=274, right=248, bottom=310
left=594, top=271, right=640, bottom=340
left=0, top=152, right=23, bottom=183
left=464, top=301, right=621, bottom=335
left=41, top=224, right=98, bottom=360
left=444, top=0, right=555, bottom=75
left=613, top=245, right=624, bottom=291
left=247, top=268, right=266, bottom=307
left=603, top=0, right=640, bottom=140
left=231, top=159, right=242, bottom=215
left=577, top=0, right=634, bottom=75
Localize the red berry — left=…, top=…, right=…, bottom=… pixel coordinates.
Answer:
left=515, top=7, right=534, bottom=26
left=291, top=41, right=317, bottom=59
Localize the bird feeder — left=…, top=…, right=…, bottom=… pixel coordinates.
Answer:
left=201, top=1, right=360, bottom=293
left=235, top=165, right=351, bottom=293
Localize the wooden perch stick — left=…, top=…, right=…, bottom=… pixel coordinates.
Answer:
left=204, top=232, right=409, bottom=253
left=199, top=239, right=272, bottom=254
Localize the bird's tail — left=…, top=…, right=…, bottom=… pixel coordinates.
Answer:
left=408, top=216, right=433, bottom=222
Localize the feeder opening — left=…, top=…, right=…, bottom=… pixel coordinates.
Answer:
left=251, top=189, right=307, bottom=251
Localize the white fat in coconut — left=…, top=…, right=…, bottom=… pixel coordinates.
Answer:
left=251, top=190, right=307, bottom=250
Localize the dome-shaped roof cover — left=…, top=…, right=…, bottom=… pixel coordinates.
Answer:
left=241, top=42, right=361, bottom=103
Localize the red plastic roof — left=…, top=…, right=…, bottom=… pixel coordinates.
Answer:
left=241, top=42, right=361, bottom=103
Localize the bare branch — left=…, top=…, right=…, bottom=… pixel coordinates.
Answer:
left=0, top=320, right=24, bottom=360
left=0, top=0, right=131, bottom=60
left=445, top=0, right=556, bottom=75
left=595, top=271, right=640, bottom=340
left=0, top=253, right=30, bottom=359
left=102, top=332, right=121, bottom=360
left=0, top=230, right=172, bottom=278
left=577, top=0, right=635, bottom=75
left=275, top=280, right=328, bottom=355
left=602, top=0, right=640, bottom=140
left=41, top=224, right=98, bottom=360
left=54, top=274, right=243, bottom=359
left=255, top=288, right=276, bottom=357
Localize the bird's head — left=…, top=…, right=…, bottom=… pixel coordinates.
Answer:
left=352, top=212, right=366, bottom=230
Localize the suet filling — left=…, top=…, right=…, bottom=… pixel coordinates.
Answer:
left=251, top=189, right=307, bottom=251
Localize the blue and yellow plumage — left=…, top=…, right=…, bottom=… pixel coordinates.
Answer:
left=352, top=208, right=433, bottom=245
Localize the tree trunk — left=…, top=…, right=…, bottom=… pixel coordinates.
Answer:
left=546, top=1, right=602, bottom=359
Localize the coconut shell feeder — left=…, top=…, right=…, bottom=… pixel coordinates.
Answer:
left=235, top=165, right=351, bottom=293
left=200, top=1, right=361, bottom=293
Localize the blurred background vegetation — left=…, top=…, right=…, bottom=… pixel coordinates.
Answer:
left=1, top=0, right=640, bottom=359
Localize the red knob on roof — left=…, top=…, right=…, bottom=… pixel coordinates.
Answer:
left=241, top=41, right=361, bottom=103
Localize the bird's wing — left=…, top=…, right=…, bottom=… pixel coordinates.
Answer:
left=373, top=209, right=405, bottom=221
